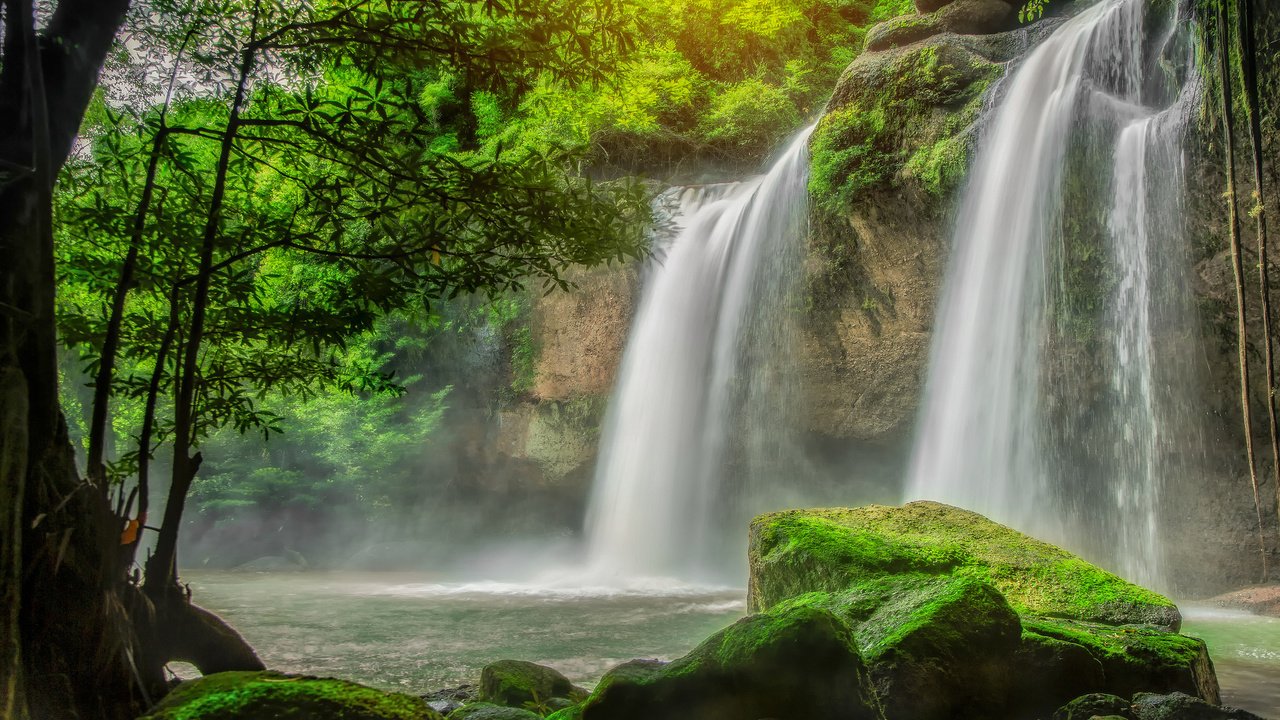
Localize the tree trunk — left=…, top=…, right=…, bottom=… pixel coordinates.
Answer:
left=1218, top=0, right=1270, bottom=582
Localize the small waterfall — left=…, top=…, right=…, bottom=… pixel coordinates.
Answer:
left=584, top=126, right=814, bottom=581
left=906, top=0, right=1198, bottom=587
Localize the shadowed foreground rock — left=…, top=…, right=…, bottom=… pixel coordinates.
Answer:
left=138, top=671, right=444, bottom=719
left=545, top=502, right=1231, bottom=720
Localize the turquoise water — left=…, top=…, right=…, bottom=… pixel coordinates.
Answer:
left=1182, top=606, right=1280, bottom=716
left=185, top=573, right=1279, bottom=717
left=184, top=571, right=746, bottom=692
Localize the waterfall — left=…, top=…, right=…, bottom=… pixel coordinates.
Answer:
left=584, top=126, right=815, bottom=581
left=905, top=0, right=1198, bottom=587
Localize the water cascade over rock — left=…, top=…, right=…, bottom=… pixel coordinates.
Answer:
left=584, top=127, right=815, bottom=581
left=905, top=0, right=1201, bottom=588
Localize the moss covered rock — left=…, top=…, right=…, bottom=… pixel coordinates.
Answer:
left=478, top=659, right=586, bottom=710
left=748, top=502, right=1180, bottom=627
left=139, top=671, right=443, bottom=720
left=773, top=574, right=1020, bottom=720
left=574, top=604, right=883, bottom=720
left=746, top=503, right=1219, bottom=718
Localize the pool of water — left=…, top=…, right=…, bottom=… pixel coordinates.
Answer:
left=185, top=573, right=1280, bottom=716
left=1181, top=605, right=1280, bottom=717
left=184, top=570, right=746, bottom=693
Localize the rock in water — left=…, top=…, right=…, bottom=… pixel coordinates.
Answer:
left=569, top=604, right=884, bottom=720
left=745, top=502, right=1218, bottom=719
left=139, top=671, right=444, bottom=720
left=478, top=659, right=587, bottom=709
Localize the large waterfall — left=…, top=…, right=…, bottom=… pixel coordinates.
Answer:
left=584, top=127, right=815, bottom=581
left=905, top=0, right=1199, bottom=587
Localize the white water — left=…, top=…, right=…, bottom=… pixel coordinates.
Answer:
left=906, top=0, right=1197, bottom=587
left=584, top=126, right=815, bottom=581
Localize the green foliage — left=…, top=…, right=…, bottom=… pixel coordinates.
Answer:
left=808, top=41, right=998, bottom=213
left=513, top=0, right=919, bottom=167
left=53, top=0, right=654, bottom=564
left=1019, top=0, right=1050, bottom=24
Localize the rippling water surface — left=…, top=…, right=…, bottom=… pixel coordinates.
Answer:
left=185, top=570, right=746, bottom=692
left=185, top=573, right=1280, bottom=717
left=1181, top=606, right=1280, bottom=716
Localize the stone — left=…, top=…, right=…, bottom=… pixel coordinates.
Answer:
left=1052, top=693, right=1133, bottom=720
left=772, top=574, right=1021, bottom=720
left=747, top=502, right=1181, bottom=627
left=446, top=703, right=543, bottom=720
left=867, top=0, right=1018, bottom=52
left=139, top=671, right=444, bottom=720
left=573, top=605, right=883, bottom=720
left=1130, top=692, right=1266, bottom=720
left=478, top=659, right=586, bottom=709
left=746, top=503, right=1220, bottom=717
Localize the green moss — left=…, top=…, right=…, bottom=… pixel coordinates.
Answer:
left=749, top=502, right=1179, bottom=628
left=140, top=671, right=441, bottom=720
left=808, top=39, right=999, bottom=214
left=772, top=573, right=1019, bottom=662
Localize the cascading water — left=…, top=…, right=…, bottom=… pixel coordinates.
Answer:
left=584, top=127, right=815, bottom=581
left=905, top=0, right=1199, bottom=588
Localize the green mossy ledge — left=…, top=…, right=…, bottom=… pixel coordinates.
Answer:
left=138, top=671, right=444, bottom=720
left=745, top=502, right=1219, bottom=717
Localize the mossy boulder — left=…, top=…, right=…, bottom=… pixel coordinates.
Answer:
left=573, top=604, right=883, bottom=720
left=748, top=502, right=1180, bottom=627
left=478, top=659, right=586, bottom=709
left=1052, top=692, right=1266, bottom=720
left=747, top=503, right=1219, bottom=718
left=445, top=703, right=542, bottom=720
left=139, top=671, right=443, bottom=720
left=772, top=574, right=1020, bottom=720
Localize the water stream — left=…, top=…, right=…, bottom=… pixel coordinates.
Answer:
left=905, top=0, right=1199, bottom=588
left=584, top=127, right=815, bottom=581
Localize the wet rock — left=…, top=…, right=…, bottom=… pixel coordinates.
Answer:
left=771, top=574, right=1021, bottom=720
left=1053, top=693, right=1133, bottom=720
left=423, top=684, right=477, bottom=715
left=573, top=605, right=883, bottom=720
left=746, top=503, right=1218, bottom=718
left=139, top=670, right=443, bottom=719
left=478, top=659, right=586, bottom=709
left=446, top=703, right=542, bottom=720
left=1130, top=692, right=1266, bottom=720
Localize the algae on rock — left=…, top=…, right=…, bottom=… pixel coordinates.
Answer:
left=139, top=671, right=444, bottom=720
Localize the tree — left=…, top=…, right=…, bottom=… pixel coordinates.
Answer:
left=5, top=0, right=650, bottom=717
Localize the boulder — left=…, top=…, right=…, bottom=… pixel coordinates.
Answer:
left=748, top=502, right=1181, bottom=627
left=573, top=604, right=883, bottom=720
left=772, top=574, right=1020, bottom=720
left=139, top=671, right=444, bottom=720
left=746, top=503, right=1219, bottom=718
left=1053, top=693, right=1132, bottom=720
left=446, top=703, right=542, bottom=720
left=867, top=0, right=1018, bottom=52
left=1052, top=692, right=1267, bottom=720
left=478, top=659, right=587, bottom=709
left=1129, top=692, right=1266, bottom=720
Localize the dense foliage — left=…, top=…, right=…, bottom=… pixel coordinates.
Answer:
left=52, top=0, right=917, bottom=569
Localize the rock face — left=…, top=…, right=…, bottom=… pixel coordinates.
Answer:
left=140, top=671, right=444, bottom=720
left=745, top=503, right=1219, bottom=719
left=800, top=2, right=1051, bottom=447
